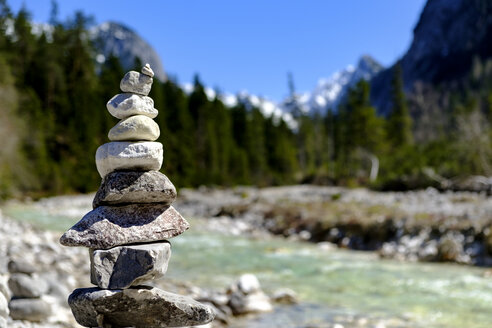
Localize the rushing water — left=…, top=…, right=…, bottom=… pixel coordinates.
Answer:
left=3, top=200, right=492, bottom=328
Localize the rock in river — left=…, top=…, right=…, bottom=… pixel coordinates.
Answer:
left=90, top=242, right=171, bottom=289
left=68, top=286, right=215, bottom=328
left=228, top=274, right=273, bottom=315
left=60, top=204, right=189, bottom=249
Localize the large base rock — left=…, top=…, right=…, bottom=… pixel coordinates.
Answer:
left=60, top=204, right=189, bottom=249
left=95, top=141, right=163, bottom=178
left=93, top=171, right=176, bottom=208
left=68, top=286, right=215, bottom=328
left=90, top=242, right=171, bottom=289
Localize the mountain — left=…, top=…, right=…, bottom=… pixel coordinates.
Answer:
left=371, top=0, right=492, bottom=115
left=283, top=55, right=383, bottom=114
left=210, top=55, right=383, bottom=122
left=89, top=22, right=166, bottom=81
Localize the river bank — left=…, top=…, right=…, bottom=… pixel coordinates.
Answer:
left=174, top=185, right=492, bottom=266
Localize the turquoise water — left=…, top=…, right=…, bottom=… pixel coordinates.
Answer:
left=3, top=202, right=492, bottom=327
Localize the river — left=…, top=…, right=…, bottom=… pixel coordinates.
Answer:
left=3, top=196, right=492, bottom=328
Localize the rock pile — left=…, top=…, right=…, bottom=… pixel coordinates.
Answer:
left=60, top=64, right=215, bottom=328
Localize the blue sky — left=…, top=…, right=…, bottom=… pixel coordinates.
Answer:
left=10, top=0, right=427, bottom=101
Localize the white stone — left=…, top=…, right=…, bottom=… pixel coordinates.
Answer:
left=106, top=93, right=158, bottom=119
left=108, top=115, right=160, bottom=141
left=0, top=292, right=8, bottom=318
left=142, top=63, right=154, bottom=77
left=95, top=142, right=163, bottom=178
left=229, top=291, right=272, bottom=315
left=237, top=274, right=261, bottom=294
left=120, top=71, right=153, bottom=96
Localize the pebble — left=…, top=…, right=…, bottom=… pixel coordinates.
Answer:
left=60, top=204, right=189, bottom=249
left=237, top=274, right=261, bottom=294
left=142, top=63, right=154, bottom=77
left=95, top=141, right=163, bottom=178
left=68, top=286, right=215, bottom=328
left=272, top=288, right=298, bottom=304
left=90, top=242, right=171, bottom=289
left=8, top=274, right=48, bottom=299
left=8, top=298, right=51, bottom=322
left=8, top=259, right=37, bottom=274
left=0, top=275, right=10, bottom=301
left=106, top=93, right=158, bottom=119
left=92, top=170, right=177, bottom=208
left=0, top=292, right=8, bottom=318
left=108, top=115, right=160, bottom=141
left=120, top=70, right=153, bottom=96
left=228, top=274, right=273, bottom=315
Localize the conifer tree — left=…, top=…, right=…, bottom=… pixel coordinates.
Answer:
left=387, top=62, right=413, bottom=148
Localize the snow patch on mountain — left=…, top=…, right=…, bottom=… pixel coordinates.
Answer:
left=288, top=55, right=384, bottom=114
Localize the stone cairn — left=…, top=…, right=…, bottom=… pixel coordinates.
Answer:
left=59, top=64, right=215, bottom=328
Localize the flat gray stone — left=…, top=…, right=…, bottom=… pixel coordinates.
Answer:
left=9, top=298, right=51, bottom=322
left=120, top=70, right=153, bottom=96
left=8, top=273, right=48, bottom=298
left=95, top=141, right=163, bottom=178
left=68, top=286, right=215, bottom=328
left=90, top=242, right=171, bottom=289
left=60, top=205, right=189, bottom=249
left=107, top=93, right=158, bottom=119
left=93, top=171, right=177, bottom=208
left=108, top=115, right=160, bottom=141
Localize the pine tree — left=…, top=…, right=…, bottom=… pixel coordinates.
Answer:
left=387, top=62, right=413, bottom=148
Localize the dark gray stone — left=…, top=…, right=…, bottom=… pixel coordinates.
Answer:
left=68, top=286, right=215, bottom=328
left=8, top=273, right=48, bottom=298
left=93, top=171, right=177, bottom=208
left=60, top=204, right=189, bottom=249
left=90, top=242, right=171, bottom=289
left=9, top=298, right=51, bottom=322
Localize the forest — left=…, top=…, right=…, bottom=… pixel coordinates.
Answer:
left=1, top=2, right=492, bottom=198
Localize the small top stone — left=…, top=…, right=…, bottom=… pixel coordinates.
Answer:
left=120, top=71, right=153, bottom=96
left=142, top=63, right=154, bottom=78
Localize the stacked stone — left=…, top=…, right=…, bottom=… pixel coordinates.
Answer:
left=60, top=64, right=214, bottom=328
